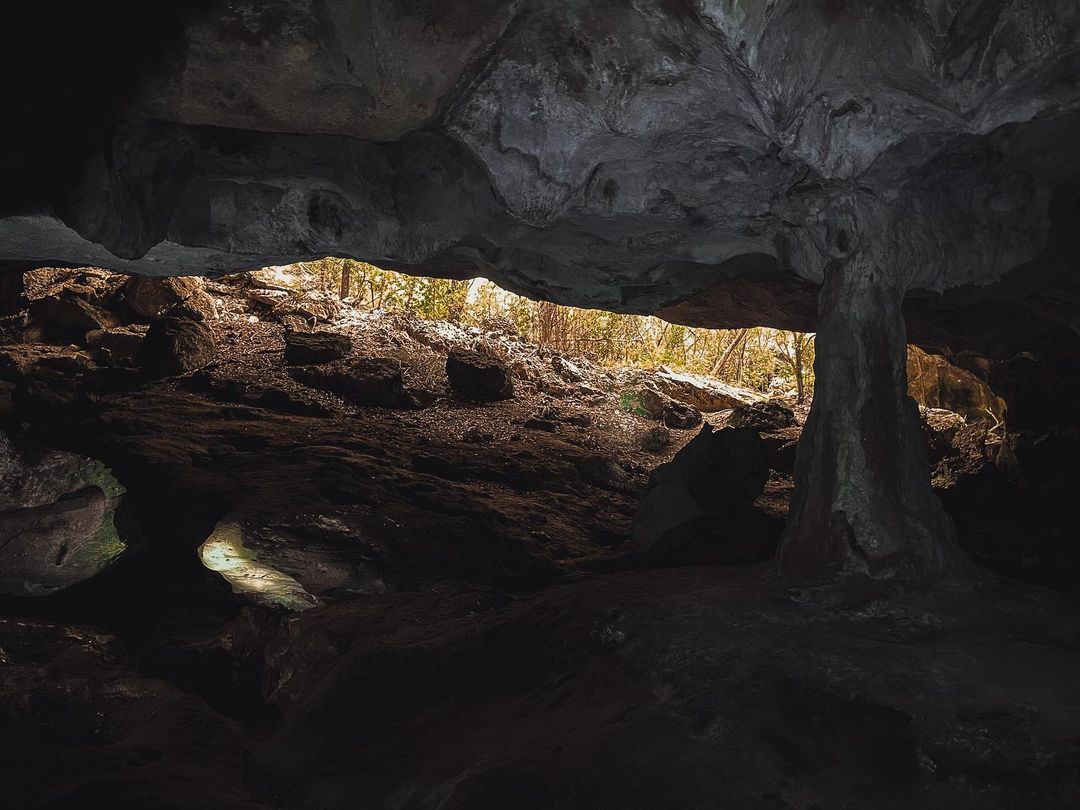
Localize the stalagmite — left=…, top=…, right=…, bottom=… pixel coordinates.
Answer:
left=779, top=206, right=959, bottom=580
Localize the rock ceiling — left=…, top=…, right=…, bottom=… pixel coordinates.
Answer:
left=1, top=1, right=1078, bottom=336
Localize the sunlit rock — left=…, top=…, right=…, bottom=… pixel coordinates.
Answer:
left=0, top=432, right=126, bottom=596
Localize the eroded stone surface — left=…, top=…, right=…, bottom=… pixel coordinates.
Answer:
left=0, top=1, right=1077, bottom=343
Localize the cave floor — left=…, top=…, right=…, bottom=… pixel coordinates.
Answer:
left=4, top=565, right=1079, bottom=809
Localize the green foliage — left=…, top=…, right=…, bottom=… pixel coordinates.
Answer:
left=265, top=258, right=815, bottom=397
left=619, top=390, right=650, bottom=418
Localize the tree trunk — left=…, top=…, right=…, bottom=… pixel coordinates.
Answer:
left=778, top=251, right=959, bottom=581
left=711, top=328, right=748, bottom=377
left=792, top=333, right=805, bottom=404
left=339, top=262, right=352, bottom=300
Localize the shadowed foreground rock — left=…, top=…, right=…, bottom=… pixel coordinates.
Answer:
left=631, top=426, right=774, bottom=562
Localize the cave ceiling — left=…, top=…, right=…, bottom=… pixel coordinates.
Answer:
left=1, top=0, right=1078, bottom=342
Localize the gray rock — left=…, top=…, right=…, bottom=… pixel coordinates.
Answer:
left=663, top=400, right=703, bottom=431
left=0, top=432, right=127, bottom=596
left=729, top=400, right=797, bottom=432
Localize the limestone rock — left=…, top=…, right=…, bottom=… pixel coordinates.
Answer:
left=137, top=316, right=216, bottom=377
left=290, top=358, right=404, bottom=407
left=662, top=400, right=702, bottom=431
left=284, top=329, right=353, bottom=365
left=907, top=347, right=1006, bottom=426
left=24, top=267, right=124, bottom=309
left=446, top=350, right=513, bottom=402
left=123, top=275, right=203, bottom=319
left=631, top=426, right=770, bottom=561
left=0, top=432, right=127, bottom=596
left=0, top=344, right=95, bottom=382
left=729, top=401, right=797, bottom=432
left=85, top=326, right=145, bottom=365
left=653, top=371, right=762, bottom=413
left=28, top=293, right=120, bottom=342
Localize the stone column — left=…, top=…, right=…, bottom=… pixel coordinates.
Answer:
left=778, top=243, right=959, bottom=581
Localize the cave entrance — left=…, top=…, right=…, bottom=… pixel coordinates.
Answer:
left=0, top=260, right=1033, bottom=614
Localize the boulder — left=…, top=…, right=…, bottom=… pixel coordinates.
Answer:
left=137, top=316, right=216, bottom=376
left=284, top=329, right=353, bottom=365
left=28, top=292, right=120, bottom=342
left=653, top=370, right=762, bottom=413
left=0, top=344, right=95, bottom=382
left=907, top=346, right=1006, bottom=426
left=24, top=267, right=125, bottom=309
left=446, top=349, right=513, bottom=402
left=167, top=288, right=219, bottom=322
left=123, top=275, right=203, bottom=319
left=728, top=400, right=797, bottom=432
left=663, top=400, right=703, bottom=430
left=551, top=355, right=585, bottom=383
left=290, top=357, right=404, bottom=407
left=0, top=432, right=127, bottom=596
left=635, top=386, right=669, bottom=419
left=85, top=326, right=145, bottom=365
left=631, top=426, right=770, bottom=561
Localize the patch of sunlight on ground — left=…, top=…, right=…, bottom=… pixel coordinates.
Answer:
left=199, top=521, right=318, bottom=611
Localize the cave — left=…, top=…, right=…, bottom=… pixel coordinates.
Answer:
left=2, top=2, right=1080, bottom=808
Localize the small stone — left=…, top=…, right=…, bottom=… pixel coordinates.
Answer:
left=663, top=400, right=703, bottom=430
